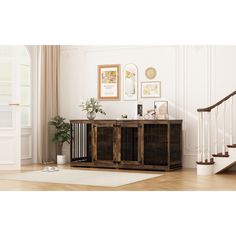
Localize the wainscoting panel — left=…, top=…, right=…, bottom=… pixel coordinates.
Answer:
left=21, top=128, right=32, bottom=160
left=0, top=135, right=16, bottom=164
left=174, top=46, right=212, bottom=167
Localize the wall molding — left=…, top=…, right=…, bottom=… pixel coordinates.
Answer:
left=174, top=46, right=180, bottom=119
left=183, top=46, right=192, bottom=155
left=207, top=46, right=213, bottom=106
left=0, top=136, right=17, bottom=165
left=181, top=46, right=214, bottom=157
left=60, top=45, right=178, bottom=53
left=182, top=46, right=199, bottom=156
left=211, top=46, right=217, bottom=105
left=21, top=133, right=32, bottom=160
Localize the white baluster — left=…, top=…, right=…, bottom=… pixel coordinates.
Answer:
left=214, top=107, right=218, bottom=155
left=222, top=102, right=226, bottom=155
left=207, top=112, right=211, bottom=162
left=202, top=112, right=206, bottom=162
left=229, top=96, right=233, bottom=146
left=198, top=112, right=202, bottom=162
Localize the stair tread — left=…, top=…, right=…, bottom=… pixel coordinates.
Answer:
left=227, top=144, right=236, bottom=148
left=196, top=161, right=214, bottom=165
left=196, top=158, right=214, bottom=165
left=212, top=152, right=229, bottom=158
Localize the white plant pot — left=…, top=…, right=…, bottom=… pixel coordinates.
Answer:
left=197, top=163, right=214, bottom=176
left=57, top=155, right=66, bottom=165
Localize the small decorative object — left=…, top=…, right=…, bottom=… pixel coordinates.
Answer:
left=42, top=166, right=59, bottom=172
left=87, top=112, right=96, bottom=120
left=121, top=114, right=128, bottom=119
left=154, top=101, right=168, bottom=119
left=144, top=109, right=156, bottom=119
left=123, top=63, right=138, bottom=100
left=98, top=64, right=120, bottom=100
left=137, top=103, right=143, bottom=117
left=80, top=97, right=106, bottom=120
left=49, top=116, right=71, bottom=164
left=141, top=81, right=161, bottom=98
left=145, top=67, right=157, bottom=80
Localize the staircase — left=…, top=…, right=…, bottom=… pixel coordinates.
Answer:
left=197, top=90, right=236, bottom=175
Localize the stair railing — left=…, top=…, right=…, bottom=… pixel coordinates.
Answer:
left=197, top=90, right=236, bottom=164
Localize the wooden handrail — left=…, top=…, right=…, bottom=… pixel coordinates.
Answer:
left=197, top=90, right=236, bottom=112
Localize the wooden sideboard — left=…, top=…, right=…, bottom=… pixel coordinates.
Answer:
left=70, top=119, right=182, bottom=171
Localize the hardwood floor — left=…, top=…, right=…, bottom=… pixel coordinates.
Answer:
left=0, top=164, right=236, bottom=190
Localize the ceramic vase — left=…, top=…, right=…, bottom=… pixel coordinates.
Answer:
left=87, top=112, right=96, bottom=120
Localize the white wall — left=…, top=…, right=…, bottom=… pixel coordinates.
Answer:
left=60, top=45, right=236, bottom=168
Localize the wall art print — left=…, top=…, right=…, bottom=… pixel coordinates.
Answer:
left=141, top=81, right=161, bottom=98
left=123, top=63, right=138, bottom=100
left=98, top=64, right=120, bottom=100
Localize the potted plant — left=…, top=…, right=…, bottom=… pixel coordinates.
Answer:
left=49, top=115, right=70, bottom=164
left=80, top=97, right=106, bottom=120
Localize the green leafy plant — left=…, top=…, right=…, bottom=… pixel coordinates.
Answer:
left=80, top=97, right=106, bottom=115
left=49, top=115, right=70, bottom=155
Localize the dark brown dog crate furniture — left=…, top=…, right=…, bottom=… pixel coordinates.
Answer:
left=70, top=119, right=182, bottom=171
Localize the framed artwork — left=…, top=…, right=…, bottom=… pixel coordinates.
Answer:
left=154, top=100, right=168, bottom=119
left=141, top=81, right=161, bottom=98
left=123, top=63, right=138, bottom=100
left=145, top=67, right=157, bottom=80
left=98, top=64, right=120, bottom=100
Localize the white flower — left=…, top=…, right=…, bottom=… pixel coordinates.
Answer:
left=80, top=98, right=106, bottom=115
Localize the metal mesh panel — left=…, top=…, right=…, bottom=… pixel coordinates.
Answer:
left=121, top=127, right=138, bottom=161
left=144, top=124, right=168, bottom=165
left=170, top=124, right=181, bottom=162
left=97, top=127, right=113, bottom=161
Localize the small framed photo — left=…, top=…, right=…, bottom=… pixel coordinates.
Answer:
left=98, top=64, right=120, bottom=100
left=141, top=81, right=161, bottom=98
left=154, top=101, right=168, bottom=119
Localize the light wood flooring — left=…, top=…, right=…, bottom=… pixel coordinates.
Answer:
left=0, top=164, right=236, bottom=190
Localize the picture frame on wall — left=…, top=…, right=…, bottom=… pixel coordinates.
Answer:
left=123, top=63, right=138, bottom=101
left=98, top=64, right=120, bottom=100
left=141, top=81, right=161, bottom=98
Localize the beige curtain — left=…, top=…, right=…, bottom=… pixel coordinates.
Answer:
left=38, top=45, right=60, bottom=163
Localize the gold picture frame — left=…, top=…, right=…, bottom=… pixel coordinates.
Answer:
left=141, top=81, right=161, bottom=98
left=98, top=64, right=120, bottom=100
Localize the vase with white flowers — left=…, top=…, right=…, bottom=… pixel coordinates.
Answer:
left=80, top=98, right=106, bottom=120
